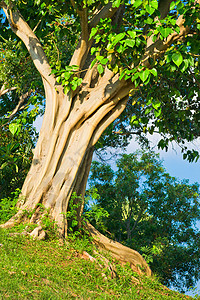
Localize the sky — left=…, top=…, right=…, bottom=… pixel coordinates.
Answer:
left=127, top=133, right=200, bottom=184
left=34, top=116, right=200, bottom=297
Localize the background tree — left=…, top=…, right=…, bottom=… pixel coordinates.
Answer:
left=0, top=125, right=37, bottom=199
left=0, top=35, right=39, bottom=213
left=0, top=0, right=199, bottom=272
left=86, top=150, right=200, bottom=291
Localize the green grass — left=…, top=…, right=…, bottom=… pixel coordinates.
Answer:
left=0, top=228, right=197, bottom=300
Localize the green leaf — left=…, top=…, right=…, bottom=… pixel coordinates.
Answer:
left=100, top=58, right=109, bottom=65
left=139, top=69, right=150, bottom=82
left=170, top=1, right=176, bottom=10
left=159, top=27, right=172, bottom=38
left=116, top=44, right=124, bottom=53
left=150, top=0, right=158, bottom=9
left=97, top=64, right=104, bottom=75
left=145, top=107, right=153, bottom=115
left=56, top=76, right=61, bottom=83
left=119, top=70, right=126, bottom=80
left=152, top=102, right=161, bottom=110
left=71, top=65, right=79, bottom=70
left=113, top=0, right=121, bottom=8
left=71, top=81, right=78, bottom=91
left=183, top=153, right=187, bottom=160
left=131, top=72, right=139, bottom=82
left=91, top=47, right=97, bottom=55
left=154, top=108, right=161, bottom=117
left=112, top=32, right=126, bottom=46
left=134, top=78, right=140, bottom=88
left=64, top=86, right=70, bottom=94
left=146, top=5, right=155, bottom=15
left=150, top=68, right=157, bottom=77
left=64, top=72, right=71, bottom=80
left=145, top=17, right=153, bottom=25
left=127, top=31, right=136, bottom=39
left=1, top=162, right=8, bottom=169
left=124, top=39, right=135, bottom=47
left=90, top=27, right=98, bottom=39
left=96, top=55, right=104, bottom=61
left=130, top=116, right=139, bottom=125
left=9, top=123, right=19, bottom=136
left=172, top=52, right=183, bottom=67
left=125, top=74, right=131, bottom=80
left=77, top=78, right=83, bottom=86
left=113, top=64, right=118, bottom=73
left=132, top=0, right=142, bottom=8
left=90, top=58, right=97, bottom=68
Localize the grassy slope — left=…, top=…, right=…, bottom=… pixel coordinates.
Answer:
left=0, top=228, right=196, bottom=300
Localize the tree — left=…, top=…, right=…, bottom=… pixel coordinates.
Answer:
left=0, top=0, right=199, bottom=271
left=87, top=150, right=200, bottom=291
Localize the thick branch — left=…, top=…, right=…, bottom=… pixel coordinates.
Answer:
left=91, top=99, right=129, bottom=147
left=158, top=0, right=173, bottom=18
left=143, top=14, right=190, bottom=68
left=89, top=2, right=118, bottom=29
left=70, top=7, right=89, bottom=68
left=1, top=3, right=55, bottom=87
left=70, top=2, right=118, bottom=69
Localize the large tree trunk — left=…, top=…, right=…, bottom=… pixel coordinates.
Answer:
left=1, top=73, right=129, bottom=235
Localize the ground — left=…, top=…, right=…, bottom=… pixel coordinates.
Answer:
left=0, top=227, right=195, bottom=300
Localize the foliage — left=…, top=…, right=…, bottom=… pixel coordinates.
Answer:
left=0, top=188, right=20, bottom=224
left=0, top=227, right=196, bottom=299
left=0, top=123, right=37, bottom=200
left=65, top=191, right=109, bottom=242
left=0, top=0, right=200, bottom=159
left=87, top=150, right=200, bottom=292
left=65, top=192, right=84, bottom=235
left=84, top=187, right=110, bottom=233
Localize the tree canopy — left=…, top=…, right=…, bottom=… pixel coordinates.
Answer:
left=0, top=0, right=200, bottom=158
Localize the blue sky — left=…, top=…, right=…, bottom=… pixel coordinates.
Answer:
left=126, top=133, right=200, bottom=184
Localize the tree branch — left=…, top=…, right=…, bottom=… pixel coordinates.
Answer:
left=0, top=84, right=17, bottom=97
left=89, top=2, right=118, bottom=29
left=1, top=2, right=55, bottom=87
left=158, top=0, right=173, bottom=18
left=188, top=69, right=200, bottom=89
left=143, top=14, right=190, bottom=68
left=70, top=2, right=118, bottom=69
left=130, top=208, right=147, bottom=234
left=6, top=90, right=32, bottom=122
left=70, top=7, right=89, bottom=68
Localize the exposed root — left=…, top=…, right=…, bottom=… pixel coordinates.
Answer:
left=29, top=226, right=47, bottom=240
left=2, top=225, right=46, bottom=241
left=0, top=210, right=25, bottom=229
left=80, top=250, right=117, bottom=280
left=85, top=222, right=152, bottom=277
